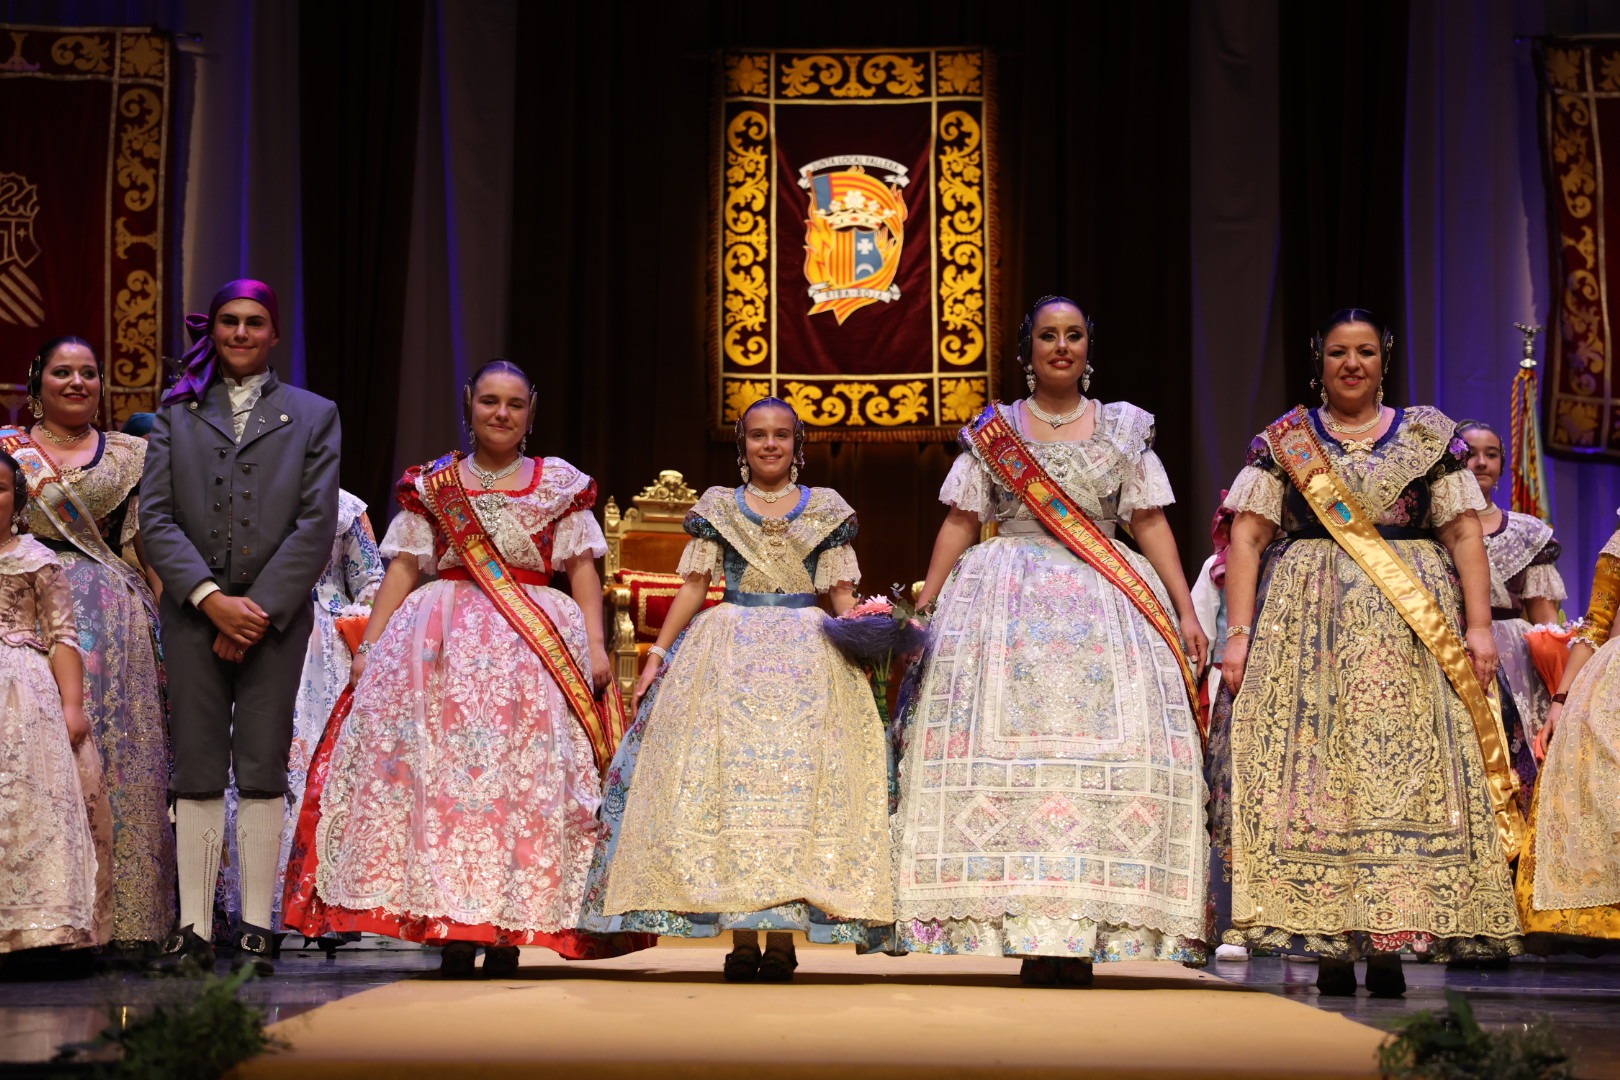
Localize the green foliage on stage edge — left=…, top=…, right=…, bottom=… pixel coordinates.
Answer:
left=1378, top=988, right=1573, bottom=1080
left=54, top=966, right=286, bottom=1080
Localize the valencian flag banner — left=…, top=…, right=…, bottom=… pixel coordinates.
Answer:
left=1536, top=38, right=1620, bottom=462
left=712, top=49, right=997, bottom=441
left=0, top=26, right=171, bottom=424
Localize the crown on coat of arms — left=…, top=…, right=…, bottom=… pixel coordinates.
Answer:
left=815, top=188, right=896, bottom=232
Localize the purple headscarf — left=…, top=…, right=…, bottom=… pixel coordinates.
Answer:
left=162, top=279, right=281, bottom=407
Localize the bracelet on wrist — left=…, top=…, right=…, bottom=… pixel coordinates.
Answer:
left=1551, top=692, right=1568, bottom=704
left=356, top=641, right=374, bottom=656
left=647, top=644, right=669, bottom=663
left=1225, top=624, right=1252, bottom=638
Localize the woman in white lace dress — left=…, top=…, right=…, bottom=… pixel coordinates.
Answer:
left=284, top=360, right=650, bottom=976
left=892, top=296, right=1210, bottom=987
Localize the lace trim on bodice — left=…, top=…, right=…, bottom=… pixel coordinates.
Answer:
left=1484, top=511, right=1558, bottom=608
left=684, top=485, right=856, bottom=595
left=22, top=431, right=145, bottom=543
left=947, top=401, right=1173, bottom=531
left=0, top=534, right=61, bottom=574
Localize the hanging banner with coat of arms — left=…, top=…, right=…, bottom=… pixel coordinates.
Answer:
left=711, top=48, right=997, bottom=441
left=0, top=25, right=171, bottom=425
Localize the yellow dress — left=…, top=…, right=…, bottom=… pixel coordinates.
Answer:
left=1517, top=523, right=1620, bottom=943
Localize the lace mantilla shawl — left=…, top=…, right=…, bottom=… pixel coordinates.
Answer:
left=22, top=430, right=146, bottom=548
left=335, top=489, right=367, bottom=538
left=380, top=455, right=606, bottom=575
left=1604, top=518, right=1620, bottom=561
left=942, top=401, right=1176, bottom=529
left=1224, top=405, right=1484, bottom=529
left=0, top=536, right=78, bottom=654
left=1484, top=510, right=1565, bottom=609
left=676, top=486, right=859, bottom=594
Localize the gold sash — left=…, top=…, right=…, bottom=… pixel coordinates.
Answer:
left=966, top=406, right=1204, bottom=737
left=1264, top=407, right=1525, bottom=861
left=422, top=454, right=628, bottom=776
left=0, top=427, right=159, bottom=627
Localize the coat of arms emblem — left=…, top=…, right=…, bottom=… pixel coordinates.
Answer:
left=798, top=156, right=907, bottom=324
left=0, top=172, right=42, bottom=327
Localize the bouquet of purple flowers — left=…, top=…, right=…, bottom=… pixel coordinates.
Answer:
left=822, top=585, right=930, bottom=726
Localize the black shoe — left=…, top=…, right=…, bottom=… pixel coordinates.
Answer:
left=758, top=944, right=798, bottom=983
left=722, top=945, right=761, bottom=982
left=1315, top=958, right=1356, bottom=996
left=152, top=925, right=215, bottom=975
left=231, top=923, right=276, bottom=977
left=1019, top=956, right=1059, bottom=986
left=482, top=946, right=521, bottom=979
left=439, top=941, right=477, bottom=979
left=1364, top=955, right=1407, bottom=998
left=1057, top=957, right=1095, bottom=987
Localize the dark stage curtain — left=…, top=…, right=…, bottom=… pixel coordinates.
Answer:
left=1276, top=0, right=1411, bottom=398
left=298, top=0, right=425, bottom=519
left=509, top=0, right=1195, bottom=593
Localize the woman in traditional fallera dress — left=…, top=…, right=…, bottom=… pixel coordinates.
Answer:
left=1, top=338, right=173, bottom=949
left=891, top=296, right=1211, bottom=987
left=584, top=397, right=892, bottom=982
left=219, top=489, right=382, bottom=937
left=0, top=451, right=112, bottom=959
left=1219, top=309, right=1521, bottom=998
left=284, top=360, right=650, bottom=976
left=1459, top=422, right=1566, bottom=796
left=1518, top=512, right=1620, bottom=948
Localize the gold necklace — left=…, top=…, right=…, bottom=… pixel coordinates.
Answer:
left=747, top=482, right=797, bottom=505
left=34, top=421, right=94, bottom=447
left=1321, top=406, right=1380, bottom=436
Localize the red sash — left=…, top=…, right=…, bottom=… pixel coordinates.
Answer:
left=422, top=455, right=629, bottom=775
left=966, top=407, right=1204, bottom=737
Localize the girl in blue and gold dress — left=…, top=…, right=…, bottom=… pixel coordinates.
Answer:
left=582, top=397, right=892, bottom=981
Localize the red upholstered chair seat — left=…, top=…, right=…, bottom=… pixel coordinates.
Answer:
left=615, top=568, right=724, bottom=647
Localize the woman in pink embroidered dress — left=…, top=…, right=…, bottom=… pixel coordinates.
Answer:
left=284, top=360, right=651, bottom=976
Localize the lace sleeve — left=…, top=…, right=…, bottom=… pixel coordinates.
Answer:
left=380, top=509, right=434, bottom=561
left=813, top=543, right=862, bottom=593
left=1427, top=468, right=1488, bottom=528
left=1520, top=562, right=1568, bottom=605
left=36, top=561, right=81, bottom=656
left=675, top=537, right=725, bottom=583
left=940, top=452, right=995, bottom=521
left=1118, top=447, right=1176, bottom=519
left=1223, top=466, right=1284, bottom=526
left=120, top=492, right=142, bottom=547
left=551, top=509, right=608, bottom=565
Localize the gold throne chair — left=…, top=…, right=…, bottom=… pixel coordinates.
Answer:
left=602, top=470, right=725, bottom=696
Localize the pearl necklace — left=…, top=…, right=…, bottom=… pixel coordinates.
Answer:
left=468, top=454, right=522, bottom=489
left=34, top=421, right=94, bottom=447
left=1025, top=395, right=1090, bottom=428
left=1321, top=407, right=1381, bottom=436
left=747, top=482, right=797, bottom=505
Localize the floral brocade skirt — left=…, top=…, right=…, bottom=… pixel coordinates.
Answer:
left=581, top=600, right=892, bottom=944
left=283, top=579, right=650, bottom=958
left=57, top=552, right=174, bottom=944
left=891, top=532, right=1209, bottom=963
left=1223, top=537, right=1520, bottom=960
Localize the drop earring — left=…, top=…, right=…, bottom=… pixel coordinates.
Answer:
left=1024, top=366, right=1036, bottom=393
left=1082, top=364, right=1093, bottom=394
left=739, top=462, right=751, bottom=484
left=28, top=397, right=42, bottom=419
left=1376, top=387, right=1385, bottom=410
left=790, top=464, right=799, bottom=485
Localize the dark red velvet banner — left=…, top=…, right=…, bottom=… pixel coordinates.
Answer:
left=1538, top=38, right=1620, bottom=461
left=0, top=26, right=171, bottom=425
left=712, top=49, right=997, bottom=441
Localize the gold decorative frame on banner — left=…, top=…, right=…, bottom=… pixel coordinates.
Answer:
left=711, top=48, right=998, bottom=442
left=1537, top=37, right=1620, bottom=460
left=0, top=25, right=171, bottom=424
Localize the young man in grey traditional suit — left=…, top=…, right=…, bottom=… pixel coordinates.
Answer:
left=140, top=279, right=340, bottom=974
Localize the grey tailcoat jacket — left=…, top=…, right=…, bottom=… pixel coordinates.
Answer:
left=139, top=371, right=341, bottom=632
